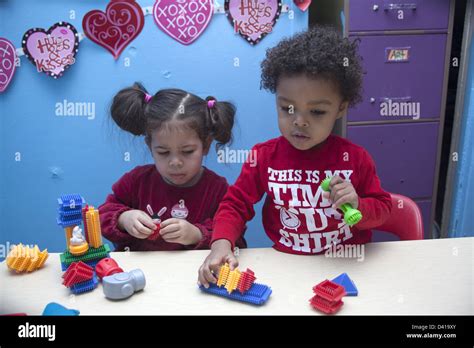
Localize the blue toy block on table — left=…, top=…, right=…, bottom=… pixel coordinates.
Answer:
left=42, top=302, right=80, bottom=316
left=332, top=273, right=358, bottom=296
left=199, top=283, right=272, bottom=306
left=70, top=275, right=99, bottom=295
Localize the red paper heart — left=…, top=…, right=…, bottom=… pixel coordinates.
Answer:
left=294, top=0, right=311, bottom=11
left=22, top=22, right=79, bottom=79
left=82, top=0, right=145, bottom=59
left=0, top=38, right=17, bottom=92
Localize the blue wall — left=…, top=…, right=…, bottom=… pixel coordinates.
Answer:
left=0, top=0, right=308, bottom=256
left=449, top=27, right=474, bottom=238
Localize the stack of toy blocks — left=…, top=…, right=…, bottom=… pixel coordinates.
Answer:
left=199, top=263, right=272, bottom=305
left=62, top=261, right=98, bottom=294
left=57, top=194, right=110, bottom=271
left=309, top=279, right=346, bottom=314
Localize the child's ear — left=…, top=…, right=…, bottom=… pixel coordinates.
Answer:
left=336, top=101, right=349, bottom=119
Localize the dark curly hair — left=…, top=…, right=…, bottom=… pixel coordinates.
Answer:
left=260, top=26, right=364, bottom=107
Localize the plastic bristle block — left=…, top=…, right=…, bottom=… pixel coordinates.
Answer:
left=57, top=216, right=83, bottom=228
left=216, top=263, right=230, bottom=287
left=237, top=270, right=256, bottom=294
left=63, top=272, right=93, bottom=287
left=313, top=280, right=346, bottom=302
left=60, top=257, right=105, bottom=272
left=200, top=283, right=272, bottom=306
left=309, top=295, right=344, bottom=314
left=60, top=244, right=111, bottom=266
left=58, top=209, right=83, bottom=217
left=63, top=262, right=94, bottom=287
left=70, top=276, right=98, bottom=294
left=57, top=195, right=85, bottom=210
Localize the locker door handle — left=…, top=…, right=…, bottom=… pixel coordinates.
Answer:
left=384, top=3, right=417, bottom=11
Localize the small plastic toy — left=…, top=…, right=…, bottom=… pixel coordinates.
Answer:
left=102, top=269, right=146, bottom=300
left=57, top=194, right=85, bottom=249
left=95, top=258, right=124, bottom=280
left=332, top=273, right=358, bottom=296
left=60, top=244, right=111, bottom=270
left=84, top=206, right=103, bottom=248
left=309, top=279, right=346, bottom=314
left=309, top=293, right=343, bottom=314
left=320, top=177, right=363, bottom=226
left=56, top=195, right=110, bottom=295
left=62, top=261, right=98, bottom=295
left=237, top=269, right=256, bottom=294
left=62, top=261, right=94, bottom=287
left=199, top=263, right=271, bottom=305
left=69, top=226, right=89, bottom=256
left=146, top=205, right=167, bottom=241
left=200, top=283, right=272, bottom=306
left=6, top=244, right=48, bottom=273
left=42, top=302, right=80, bottom=316
left=70, top=275, right=99, bottom=295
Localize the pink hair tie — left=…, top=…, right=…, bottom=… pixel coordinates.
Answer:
left=144, top=93, right=153, bottom=103
left=207, top=99, right=216, bottom=109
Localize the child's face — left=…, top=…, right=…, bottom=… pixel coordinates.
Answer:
left=150, top=120, right=208, bottom=187
left=276, top=74, right=348, bottom=151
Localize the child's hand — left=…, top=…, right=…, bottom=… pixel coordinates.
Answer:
left=322, top=175, right=359, bottom=209
left=118, top=210, right=157, bottom=239
left=159, top=218, right=202, bottom=245
left=198, top=239, right=238, bottom=288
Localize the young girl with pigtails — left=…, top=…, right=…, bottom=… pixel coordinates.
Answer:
left=99, top=83, right=247, bottom=251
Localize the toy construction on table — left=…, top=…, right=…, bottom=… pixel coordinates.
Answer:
left=199, top=263, right=272, bottom=305
left=57, top=194, right=145, bottom=298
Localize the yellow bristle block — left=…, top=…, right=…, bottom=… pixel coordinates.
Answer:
left=225, top=269, right=241, bottom=294
left=6, top=244, right=48, bottom=273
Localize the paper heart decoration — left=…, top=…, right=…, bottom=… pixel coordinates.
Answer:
left=83, top=0, right=145, bottom=59
left=225, top=0, right=282, bottom=45
left=294, top=0, right=311, bottom=11
left=153, top=0, right=214, bottom=45
left=0, top=38, right=17, bottom=92
left=22, top=22, right=79, bottom=79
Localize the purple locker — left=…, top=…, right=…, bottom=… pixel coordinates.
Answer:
left=348, top=0, right=450, bottom=31
left=371, top=199, right=431, bottom=241
left=347, top=122, right=439, bottom=198
left=348, top=34, right=447, bottom=122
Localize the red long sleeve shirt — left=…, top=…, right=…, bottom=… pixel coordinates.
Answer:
left=99, top=165, right=246, bottom=251
left=211, top=135, right=392, bottom=255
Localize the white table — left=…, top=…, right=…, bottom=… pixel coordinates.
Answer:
left=1, top=237, right=472, bottom=315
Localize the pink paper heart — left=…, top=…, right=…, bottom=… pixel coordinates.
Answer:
left=225, top=0, right=282, bottom=45
left=153, top=0, right=214, bottom=45
left=294, top=0, right=311, bottom=11
left=22, top=22, right=79, bottom=79
left=83, top=0, right=145, bottom=59
left=0, top=38, right=17, bottom=92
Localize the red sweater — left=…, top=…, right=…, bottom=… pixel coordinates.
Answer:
left=99, top=165, right=247, bottom=251
left=211, top=135, right=392, bottom=255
